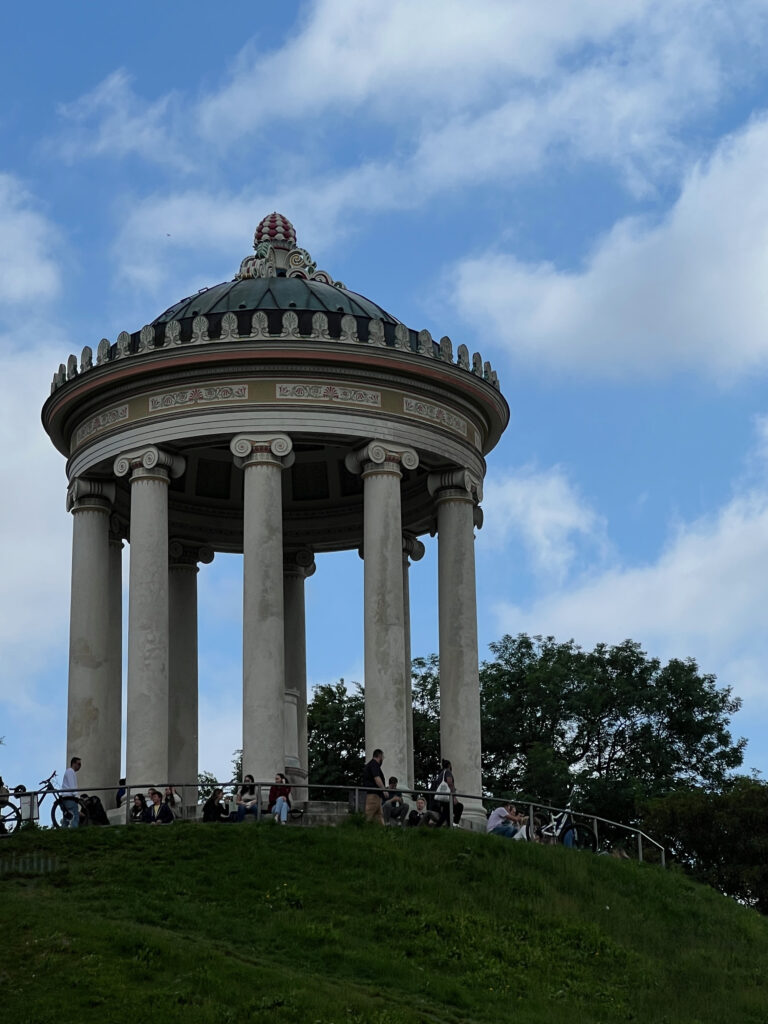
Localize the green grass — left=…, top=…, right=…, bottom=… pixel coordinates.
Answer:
left=1, top=820, right=767, bottom=1023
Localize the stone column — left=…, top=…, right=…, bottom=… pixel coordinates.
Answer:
left=114, top=446, right=185, bottom=789
left=107, top=515, right=125, bottom=804
left=231, top=433, right=294, bottom=783
left=345, top=440, right=419, bottom=788
left=428, top=469, right=484, bottom=829
left=283, top=548, right=315, bottom=801
left=402, top=533, right=425, bottom=790
left=168, top=540, right=213, bottom=816
left=65, top=478, right=118, bottom=797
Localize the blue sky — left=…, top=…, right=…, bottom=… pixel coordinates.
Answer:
left=4, top=1, right=768, bottom=789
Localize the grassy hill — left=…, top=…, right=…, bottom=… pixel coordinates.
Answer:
left=1, top=820, right=767, bottom=1024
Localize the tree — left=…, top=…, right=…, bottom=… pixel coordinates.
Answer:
left=643, top=776, right=768, bottom=914
left=480, top=634, right=745, bottom=822
left=307, top=681, right=365, bottom=793
left=411, top=655, right=440, bottom=788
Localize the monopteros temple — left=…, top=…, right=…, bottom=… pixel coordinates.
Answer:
left=42, top=213, right=509, bottom=827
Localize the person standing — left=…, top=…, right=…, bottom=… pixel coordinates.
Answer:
left=362, top=749, right=386, bottom=824
left=61, top=756, right=82, bottom=829
left=430, top=759, right=463, bottom=828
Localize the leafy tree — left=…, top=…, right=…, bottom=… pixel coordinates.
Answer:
left=411, top=655, right=440, bottom=788
left=643, top=776, right=768, bottom=914
left=307, top=681, right=365, bottom=793
left=196, top=770, right=219, bottom=801
left=480, top=634, right=745, bottom=821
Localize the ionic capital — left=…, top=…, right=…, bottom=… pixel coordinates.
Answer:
left=284, top=547, right=316, bottom=579
left=169, top=539, right=215, bottom=570
left=113, top=445, right=186, bottom=483
left=230, top=433, right=294, bottom=470
left=66, top=476, right=116, bottom=513
left=427, top=468, right=483, bottom=503
left=344, top=440, right=419, bottom=478
left=402, top=532, right=426, bottom=563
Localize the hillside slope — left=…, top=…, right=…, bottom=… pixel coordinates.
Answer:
left=1, top=821, right=767, bottom=1024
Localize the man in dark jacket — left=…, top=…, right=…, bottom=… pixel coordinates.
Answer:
left=144, top=788, right=174, bottom=824
left=362, top=749, right=385, bottom=825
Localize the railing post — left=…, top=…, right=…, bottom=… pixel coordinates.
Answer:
left=592, top=816, right=599, bottom=849
left=637, top=831, right=643, bottom=862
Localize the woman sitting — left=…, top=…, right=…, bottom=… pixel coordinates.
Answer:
left=236, top=774, right=259, bottom=822
left=202, top=788, right=231, bottom=823
left=268, top=773, right=291, bottom=824
left=129, top=793, right=147, bottom=822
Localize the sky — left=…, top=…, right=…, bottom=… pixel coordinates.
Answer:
left=3, top=0, right=768, bottom=790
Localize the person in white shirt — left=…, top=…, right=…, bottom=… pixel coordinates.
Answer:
left=61, top=756, right=82, bottom=829
left=486, top=802, right=524, bottom=839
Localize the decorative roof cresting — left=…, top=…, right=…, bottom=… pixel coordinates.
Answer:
left=236, top=212, right=345, bottom=288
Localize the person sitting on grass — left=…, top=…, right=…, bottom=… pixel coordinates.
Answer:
left=267, top=773, right=291, bottom=824
left=202, top=788, right=231, bottom=823
left=236, top=774, right=259, bottom=821
left=144, top=788, right=174, bottom=825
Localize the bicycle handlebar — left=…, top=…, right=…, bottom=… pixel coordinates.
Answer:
left=39, top=770, right=57, bottom=786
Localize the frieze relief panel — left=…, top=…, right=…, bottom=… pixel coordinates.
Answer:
left=402, top=396, right=468, bottom=437
left=75, top=404, right=129, bottom=446
left=148, top=384, right=249, bottom=412
left=276, top=382, right=381, bottom=407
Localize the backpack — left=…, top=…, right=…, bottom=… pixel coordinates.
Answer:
left=85, top=794, right=110, bottom=826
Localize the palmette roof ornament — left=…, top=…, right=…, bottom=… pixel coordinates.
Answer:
left=235, top=212, right=345, bottom=288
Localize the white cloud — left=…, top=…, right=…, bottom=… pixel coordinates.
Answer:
left=0, top=175, right=61, bottom=305
left=453, top=115, right=768, bottom=378
left=0, top=342, right=72, bottom=702
left=55, top=70, right=183, bottom=169
left=494, top=487, right=768, bottom=710
left=480, top=466, right=606, bottom=583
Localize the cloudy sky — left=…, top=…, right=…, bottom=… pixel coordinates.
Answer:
left=4, top=1, right=768, bottom=789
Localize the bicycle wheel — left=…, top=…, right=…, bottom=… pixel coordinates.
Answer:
left=560, top=823, right=597, bottom=852
left=0, top=803, right=21, bottom=836
left=51, top=797, right=88, bottom=829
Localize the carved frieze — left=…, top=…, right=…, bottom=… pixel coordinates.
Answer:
left=276, top=382, right=380, bottom=407
left=402, top=397, right=467, bottom=437
left=75, top=404, right=130, bottom=446
left=149, top=384, right=248, bottom=412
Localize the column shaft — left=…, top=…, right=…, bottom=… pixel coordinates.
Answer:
left=232, top=434, right=292, bottom=782
left=435, top=486, right=484, bottom=827
left=169, top=560, right=199, bottom=812
left=351, top=445, right=418, bottom=787
left=66, top=485, right=115, bottom=797
left=116, top=446, right=184, bottom=788
left=283, top=551, right=314, bottom=800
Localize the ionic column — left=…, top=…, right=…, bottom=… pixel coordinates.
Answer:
left=114, top=446, right=185, bottom=788
left=66, top=478, right=118, bottom=797
left=107, top=515, right=126, bottom=800
left=345, top=440, right=419, bottom=787
left=284, top=548, right=315, bottom=800
left=168, top=540, right=213, bottom=815
left=428, top=469, right=484, bottom=829
left=231, top=433, right=294, bottom=782
left=402, top=533, right=425, bottom=790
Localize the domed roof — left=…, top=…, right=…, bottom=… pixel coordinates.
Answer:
left=153, top=276, right=398, bottom=325
left=153, top=213, right=399, bottom=327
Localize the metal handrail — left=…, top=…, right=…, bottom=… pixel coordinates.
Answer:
left=3, top=777, right=667, bottom=864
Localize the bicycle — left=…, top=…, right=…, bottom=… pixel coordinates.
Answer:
left=1, top=771, right=90, bottom=831
left=535, top=799, right=597, bottom=852
left=0, top=777, right=22, bottom=836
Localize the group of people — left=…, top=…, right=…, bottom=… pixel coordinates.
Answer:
left=129, top=785, right=183, bottom=824
left=201, top=773, right=292, bottom=824
left=362, top=752, right=465, bottom=828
